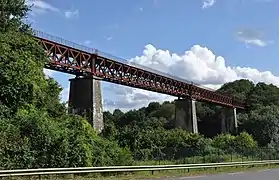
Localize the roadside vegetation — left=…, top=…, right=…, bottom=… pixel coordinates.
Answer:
left=1, top=1, right=279, bottom=179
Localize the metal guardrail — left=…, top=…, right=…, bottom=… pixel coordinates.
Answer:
left=0, top=160, right=278, bottom=177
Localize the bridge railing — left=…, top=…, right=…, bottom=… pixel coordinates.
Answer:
left=32, top=30, right=242, bottom=103
left=33, top=30, right=98, bottom=54
left=32, top=30, right=209, bottom=86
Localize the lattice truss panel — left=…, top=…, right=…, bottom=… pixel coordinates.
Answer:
left=36, top=37, right=244, bottom=109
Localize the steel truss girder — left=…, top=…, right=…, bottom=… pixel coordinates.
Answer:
left=35, top=37, right=245, bottom=109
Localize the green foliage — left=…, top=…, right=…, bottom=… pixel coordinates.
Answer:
left=0, top=0, right=29, bottom=32
left=0, top=118, right=31, bottom=169
left=44, top=78, right=67, bottom=118
left=0, top=30, right=48, bottom=112
left=0, top=108, right=134, bottom=169
left=212, top=134, right=235, bottom=150
left=0, top=1, right=133, bottom=170
left=3, top=0, right=279, bottom=171
left=247, top=83, right=279, bottom=110
left=212, top=133, right=257, bottom=153
left=240, top=105, right=279, bottom=147
left=217, top=79, right=254, bottom=102
left=234, top=132, right=257, bottom=149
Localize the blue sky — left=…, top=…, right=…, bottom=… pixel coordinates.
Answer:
left=26, top=0, right=278, bottom=111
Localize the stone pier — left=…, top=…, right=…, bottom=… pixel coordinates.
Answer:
left=174, top=98, right=198, bottom=133
left=221, top=107, right=238, bottom=134
left=68, top=77, right=104, bottom=133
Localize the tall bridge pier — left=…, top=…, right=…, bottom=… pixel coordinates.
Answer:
left=68, top=77, right=104, bottom=133
left=221, top=107, right=238, bottom=134
left=174, top=98, right=198, bottom=133
left=174, top=98, right=238, bottom=134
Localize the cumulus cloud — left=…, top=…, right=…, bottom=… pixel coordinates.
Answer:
left=26, top=0, right=59, bottom=16
left=236, top=29, right=271, bottom=47
left=103, top=44, right=279, bottom=111
left=202, top=0, right=216, bottom=9
left=103, top=83, right=173, bottom=111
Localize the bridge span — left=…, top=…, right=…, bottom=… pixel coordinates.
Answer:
left=33, top=30, right=244, bottom=134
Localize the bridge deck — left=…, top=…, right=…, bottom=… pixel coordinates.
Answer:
left=32, top=30, right=245, bottom=109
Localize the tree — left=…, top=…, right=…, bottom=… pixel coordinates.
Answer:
left=217, top=79, right=254, bottom=102
left=246, top=83, right=279, bottom=110
left=0, top=29, right=48, bottom=112
left=44, top=78, right=67, bottom=118
left=240, top=105, right=279, bottom=147
left=0, top=0, right=135, bottom=169
left=0, top=0, right=29, bottom=32
left=0, top=0, right=50, bottom=113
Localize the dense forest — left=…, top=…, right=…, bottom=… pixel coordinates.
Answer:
left=1, top=0, right=279, bottom=170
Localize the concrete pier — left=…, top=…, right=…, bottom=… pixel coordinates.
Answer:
left=68, top=77, right=104, bottom=133
left=174, top=98, right=198, bottom=133
left=221, top=107, right=238, bottom=134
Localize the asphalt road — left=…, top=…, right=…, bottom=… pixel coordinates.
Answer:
left=155, top=168, right=279, bottom=180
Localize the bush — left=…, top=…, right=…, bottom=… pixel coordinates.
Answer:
left=0, top=108, right=134, bottom=169
left=211, top=134, right=235, bottom=151
left=234, top=132, right=257, bottom=150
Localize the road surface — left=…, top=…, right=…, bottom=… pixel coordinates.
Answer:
left=154, top=168, right=279, bottom=180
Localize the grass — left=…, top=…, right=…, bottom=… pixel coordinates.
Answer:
left=134, top=154, right=264, bottom=165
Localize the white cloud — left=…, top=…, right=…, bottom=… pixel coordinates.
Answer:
left=103, top=83, right=173, bottom=111
left=43, top=68, right=54, bottom=78
left=64, top=10, right=79, bottom=19
left=244, top=39, right=267, bottom=47
left=103, top=43, right=279, bottom=111
left=139, top=7, right=144, bottom=12
left=236, top=29, right=271, bottom=47
left=26, top=0, right=59, bottom=16
left=202, top=0, right=216, bottom=9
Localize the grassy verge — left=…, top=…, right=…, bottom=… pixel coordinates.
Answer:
left=133, top=155, right=260, bottom=165
left=5, top=163, right=279, bottom=180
